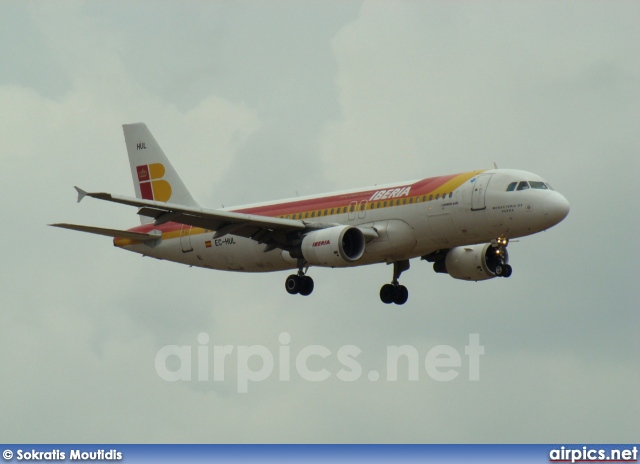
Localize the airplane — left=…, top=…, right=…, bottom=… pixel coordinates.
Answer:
left=51, top=123, right=570, bottom=305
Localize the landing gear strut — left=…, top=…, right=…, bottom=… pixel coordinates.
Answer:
left=285, top=259, right=314, bottom=296
left=380, top=260, right=410, bottom=305
left=492, top=236, right=513, bottom=278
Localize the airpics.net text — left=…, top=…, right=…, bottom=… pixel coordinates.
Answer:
left=155, top=333, right=484, bottom=393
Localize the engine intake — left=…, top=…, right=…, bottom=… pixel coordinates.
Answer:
left=299, top=226, right=365, bottom=267
left=433, top=243, right=509, bottom=281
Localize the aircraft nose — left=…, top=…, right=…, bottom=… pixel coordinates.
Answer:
left=543, top=193, right=570, bottom=225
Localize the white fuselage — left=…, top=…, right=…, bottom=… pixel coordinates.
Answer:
left=118, top=169, right=570, bottom=273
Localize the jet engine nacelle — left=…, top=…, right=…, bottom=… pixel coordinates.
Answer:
left=300, top=225, right=365, bottom=267
left=433, top=243, right=509, bottom=281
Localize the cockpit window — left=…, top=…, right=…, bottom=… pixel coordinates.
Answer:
left=529, top=181, right=548, bottom=190
left=546, top=183, right=554, bottom=190
left=506, top=182, right=517, bottom=192
left=516, top=181, right=530, bottom=191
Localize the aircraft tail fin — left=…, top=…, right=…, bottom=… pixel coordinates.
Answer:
left=122, top=123, right=200, bottom=224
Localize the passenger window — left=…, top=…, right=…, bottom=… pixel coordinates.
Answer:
left=422, top=196, right=426, bottom=202
left=311, top=212, right=315, bottom=218
left=516, top=181, right=530, bottom=191
left=377, top=202, right=381, bottom=208
left=506, top=182, right=517, bottom=192
left=403, top=199, right=407, bottom=205
left=435, top=194, right=440, bottom=200
left=409, top=198, right=413, bottom=204
left=449, top=192, right=453, bottom=199
left=324, top=209, right=328, bottom=215
left=330, top=208, right=334, bottom=215
left=383, top=201, right=387, bottom=207
left=304, top=212, right=309, bottom=218
left=429, top=195, right=433, bottom=201
left=343, top=207, right=347, bottom=213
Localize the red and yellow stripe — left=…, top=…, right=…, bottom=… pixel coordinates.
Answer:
left=114, top=170, right=484, bottom=247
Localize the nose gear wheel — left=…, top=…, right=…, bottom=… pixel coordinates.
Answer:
left=491, top=236, right=513, bottom=278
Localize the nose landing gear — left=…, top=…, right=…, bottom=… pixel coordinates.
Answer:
left=491, top=236, right=513, bottom=278
left=380, top=259, right=410, bottom=305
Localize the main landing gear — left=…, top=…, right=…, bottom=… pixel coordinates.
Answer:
left=285, top=260, right=314, bottom=296
left=380, top=260, right=410, bottom=305
left=492, top=236, right=513, bottom=278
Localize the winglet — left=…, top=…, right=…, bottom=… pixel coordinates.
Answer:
left=74, top=186, right=87, bottom=203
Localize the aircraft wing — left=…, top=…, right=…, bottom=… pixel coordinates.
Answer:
left=73, top=187, right=306, bottom=242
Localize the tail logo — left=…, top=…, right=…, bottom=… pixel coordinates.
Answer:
left=136, top=163, right=172, bottom=202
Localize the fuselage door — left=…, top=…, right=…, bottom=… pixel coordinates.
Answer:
left=180, top=224, right=193, bottom=252
left=348, top=201, right=357, bottom=221
left=471, top=174, right=493, bottom=211
left=358, top=200, right=368, bottom=219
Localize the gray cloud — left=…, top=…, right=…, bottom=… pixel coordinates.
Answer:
left=0, top=0, right=638, bottom=443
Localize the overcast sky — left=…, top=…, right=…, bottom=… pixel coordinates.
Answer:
left=1, top=1, right=638, bottom=443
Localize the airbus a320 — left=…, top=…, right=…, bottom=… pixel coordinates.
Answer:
left=51, top=123, right=570, bottom=305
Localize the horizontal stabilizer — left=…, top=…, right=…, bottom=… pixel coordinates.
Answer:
left=49, top=223, right=161, bottom=242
